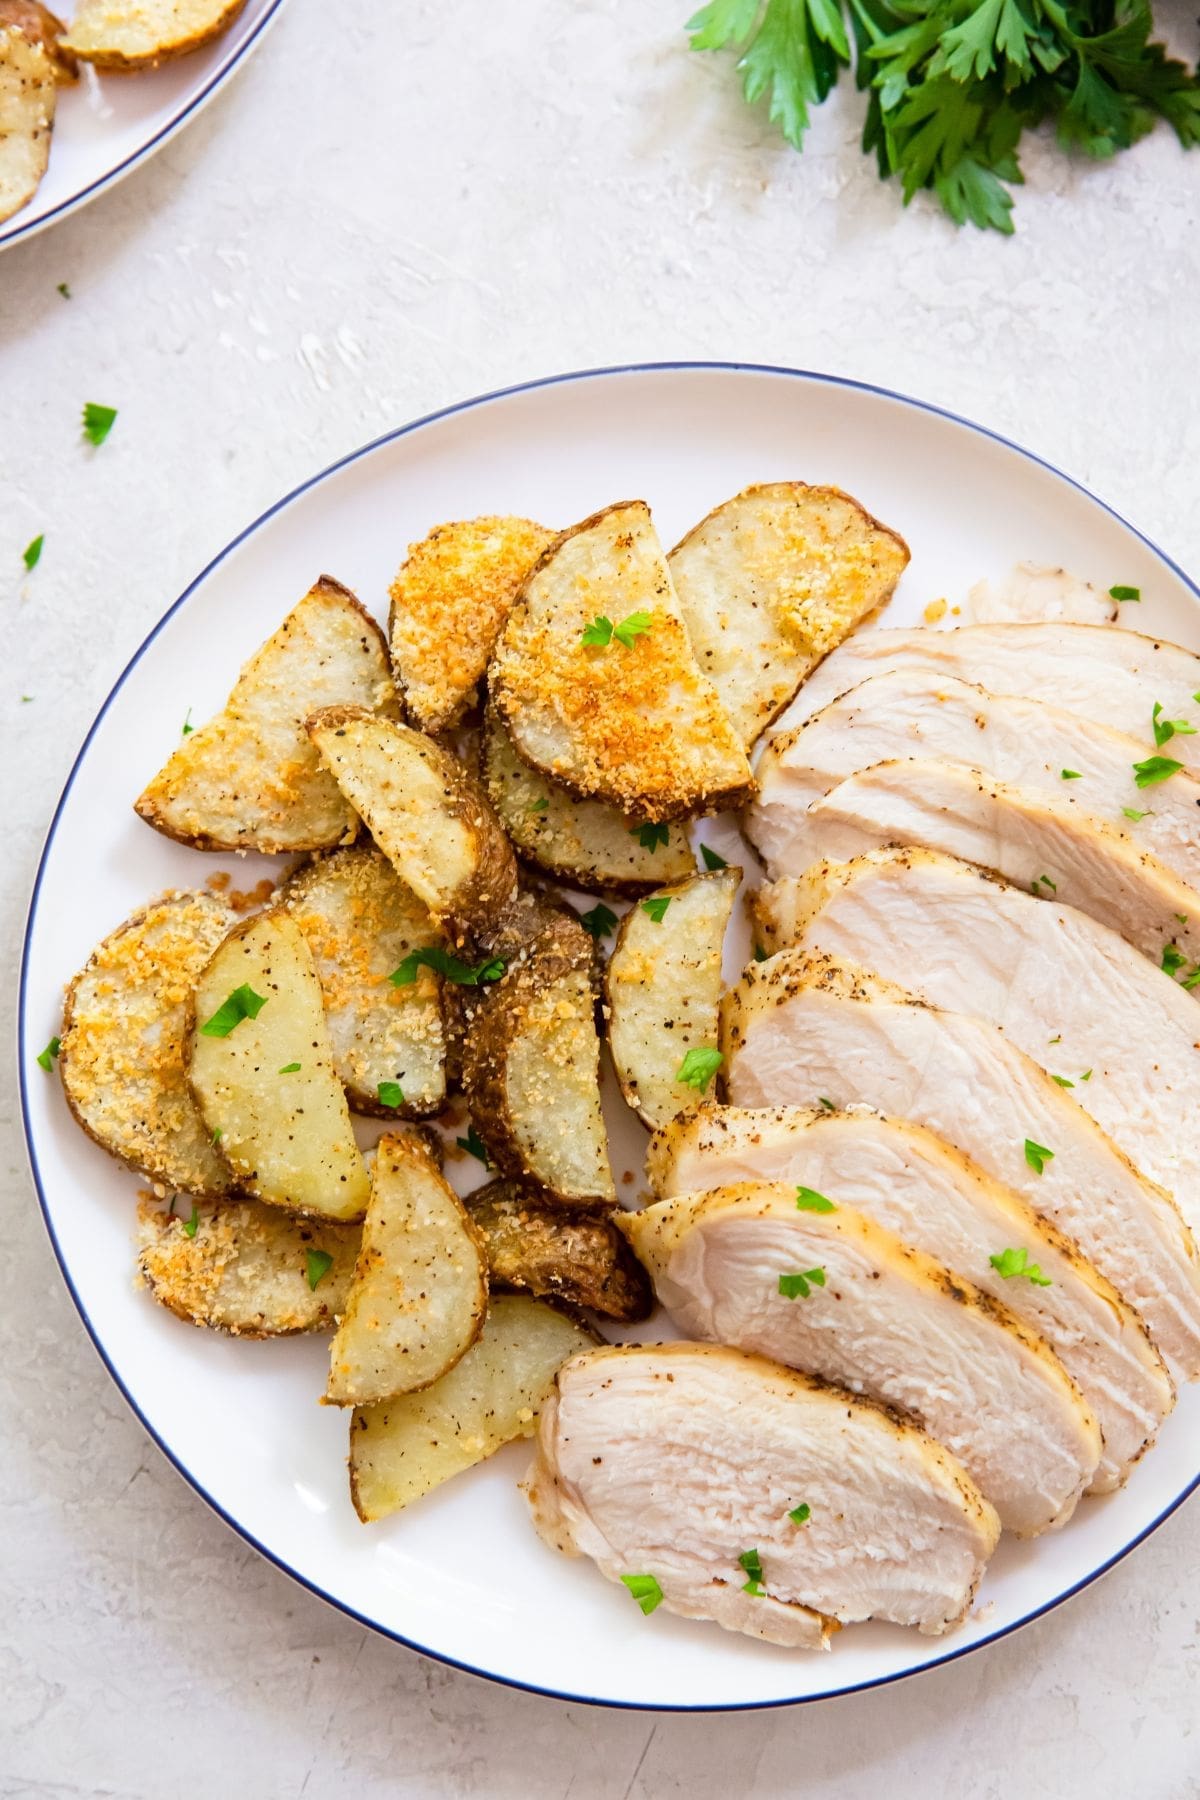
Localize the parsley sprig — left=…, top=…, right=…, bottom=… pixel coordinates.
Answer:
left=389, top=947, right=505, bottom=987
left=581, top=611, right=653, bottom=649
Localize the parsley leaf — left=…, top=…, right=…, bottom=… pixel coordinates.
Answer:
left=36, top=1035, right=61, bottom=1071
left=1133, top=755, right=1183, bottom=789
left=306, top=1249, right=334, bottom=1290
left=1153, top=701, right=1197, bottom=747
left=278, top=1061, right=301, bottom=1074
left=200, top=984, right=267, bottom=1037
left=1051, top=1074, right=1075, bottom=1088
left=630, top=821, right=671, bottom=852
left=1060, top=768, right=1081, bottom=780
left=788, top=1502, right=812, bottom=1525
left=701, top=844, right=728, bottom=870
left=795, top=1185, right=836, bottom=1212
left=22, top=534, right=43, bottom=570
left=182, top=1203, right=200, bottom=1239
left=390, top=947, right=505, bottom=987
left=528, top=796, right=549, bottom=813
left=377, top=1079, right=405, bottom=1108
left=620, top=1573, right=664, bottom=1614
left=578, top=903, right=619, bottom=940
left=457, top=1124, right=491, bottom=1167
left=753, top=942, right=769, bottom=963
left=689, top=0, right=850, bottom=151
left=1110, top=585, right=1140, bottom=601
left=57, top=281, right=70, bottom=298
left=1031, top=873, right=1057, bottom=893
left=990, top=1245, right=1051, bottom=1286
left=738, top=1547, right=766, bottom=1595
left=82, top=402, right=117, bottom=446
left=817, top=1096, right=835, bottom=1111
left=641, top=896, right=673, bottom=923
left=1024, top=1138, right=1054, bottom=1175
left=676, top=1046, right=723, bottom=1092
left=1163, top=943, right=1188, bottom=977
left=779, top=1267, right=826, bottom=1299
left=581, top=615, right=614, bottom=647
left=181, top=708, right=194, bottom=736
left=1122, top=807, right=1149, bottom=821
left=582, top=610, right=653, bottom=649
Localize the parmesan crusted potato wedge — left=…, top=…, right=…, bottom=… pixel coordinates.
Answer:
left=58, top=0, right=246, bottom=68
left=465, top=1179, right=654, bottom=1322
left=325, top=1132, right=487, bottom=1406
left=481, top=703, right=697, bottom=894
left=136, top=1195, right=359, bottom=1336
left=60, top=889, right=238, bottom=1197
left=349, top=1294, right=598, bottom=1520
left=135, top=577, right=395, bottom=854
left=282, top=848, right=446, bottom=1118
left=605, top=868, right=740, bottom=1130
left=188, top=909, right=370, bottom=1222
left=0, top=3, right=77, bottom=77
left=462, top=913, right=616, bottom=1205
left=306, top=707, right=517, bottom=945
left=490, top=501, right=754, bottom=823
left=0, top=26, right=56, bottom=223
left=668, top=484, right=910, bottom=750
left=389, top=515, right=555, bottom=735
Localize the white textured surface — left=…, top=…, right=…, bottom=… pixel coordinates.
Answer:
left=2, top=2, right=1200, bottom=1793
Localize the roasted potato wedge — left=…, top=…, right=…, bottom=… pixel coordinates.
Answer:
left=481, top=703, right=697, bottom=894
left=605, top=868, right=740, bottom=1129
left=136, top=1195, right=358, bottom=1335
left=325, top=1132, right=487, bottom=1406
left=462, top=913, right=616, bottom=1205
left=60, top=889, right=238, bottom=1197
left=465, top=1179, right=653, bottom=1322
left=349, top=1294, right=598, bottom=1520
left=0, top=26, right=55, bottom=223
left=0, top=3, right=76, bottom=77
left=58, top=0, right=246, bottom=67
left=389, top=515, right=555, bottom=735
left=282, top=847, right=446, bottom=1118
left=188, top=909, right=370, bottom=1222
left=490, top=500, right=754, bottom=823
left=135, top=577, right=395, bottom=854
left=306, top=707, right=517, bottom=945
left=668, top=484, right=910, bottom=749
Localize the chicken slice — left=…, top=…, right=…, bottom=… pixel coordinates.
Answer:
left=752, top=757, right=1200, bottom=975
left=953, top=565, right=1117, bottom=629
left=719, top=953, right=1200, bottom=1379
left=646, top=1102, right=1172, bottom=1489
left=526, top=1342, right=999, bottom=1643
left=753, top=849, right=1200, bottom=1239
left=625, top=1185, right=1101, bottom=1535
left=772, top=622, right=1200, bottom=772
left=752, top=671, right=1200, bottom=892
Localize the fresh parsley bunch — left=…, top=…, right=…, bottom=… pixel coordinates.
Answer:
left=686, top=0, right=1200, bottom=231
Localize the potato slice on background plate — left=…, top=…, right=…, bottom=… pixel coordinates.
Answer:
left=389, top=515, right=555, bottom=735
left=490, top=500, right=754, bottom=823
left=668, top=483, right=910, bottom=750
left=135, top=577, right=395, bottom=854
left=462, top=912, right=616, bottom=1205
left=480, top=703, right=697, bottom=894
left=282, top=847, right=446, bottom=1118
left=188, top=909, right=370, bottom=1222
left=136, top=1196, right=359, bottom=1336
left=0, top=26, right=56, bottom=224
left=58, top=0, right=247, bottom=68
left=307, top=707, right=517, bottom=945
left=325, top=1132, right=487, bottom=1407
left=349, top=1294, right=598, bottom=1521
left=0, top=3, right=76, bottom=76
left=60, top=889, right=238, bottom=1197
left=465, top=1179, right=653, bottom=1322
left=605, top=868, right=740, bottom=1130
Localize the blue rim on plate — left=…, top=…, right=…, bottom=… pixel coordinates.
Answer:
left=18, top=362, right=1200, bottom=1711
left=0, top=0, right=289, bottom=250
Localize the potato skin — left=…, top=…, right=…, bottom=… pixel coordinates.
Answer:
left=58, top=0, right=248, bottom=69
left=466, top=1178, right=654, bottom=1322
left=0, top=2, right=77, bottom=77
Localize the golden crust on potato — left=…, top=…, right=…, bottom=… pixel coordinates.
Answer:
left=0, top=26, right=56, bottom=224
left=58, top=0, right=247, bottom=69
left=389, top=515, right=555, bottom=735
left=465, top=1179, right=653, bottom=1322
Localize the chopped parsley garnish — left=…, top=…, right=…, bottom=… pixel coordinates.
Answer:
left=1162, top=944, right=1188, bottom=977
left=990, top=1246, right=1051, bottom=1286
left=788, top=1503, right=811, bottom=1526
left=211, top=1127, right=223, bottom=1143
left=528, top=796, right=549, bottom=813
left=390, top=947, right=505, bottom=987
left=1060, top=769, right=1081, bottom=781
left=640, top=896, right=672, bottom=923
left=630, top=821, right=671, bottom=852
left=795, top=1185, right=836, bottom=1212
left=581, top=610, right=653, bottom=649
left=1051, top=1074, right=1074, bottom=1088
left=377, top=1080, right=404, bottom=1108
left=620, top=1573, right=663, bottom=1615
left=1177, top=914, right=1189, bottom=926
left=578, top=902, right=619, bottom=940
left=1030, top=873, right=1057, bottom=894
left=738, top=1548, right=764, bottom=1596
left=1048, top=1034, right=1061, bottom=1045
left=1152, top=702, right=1197, bottom=748
left=82, top=402, right=117, bottom=446
left=817, top=1096, right=835, bottom=1111
left=181, top=709, right=194, bottom=735
left=22, top=534, right=43, bottom=570
left=278, top=1061, right=301, bottom=1074
left=676, top=1046, right=723, bottom=1092
left=36, top=1035, right=61, bottom=1071
left=1133, top=755, right=1183, bottom=789
left=1109, top=585, right=1140, bottom=602
left=1183, top=967, right=1200, bottom=990
left=779, top=1268, right=826, bottom=1299
left=57, top=281, right=70, bottom=298
left=200, top=984, right=267, bottom=1037
left=1122, top=807, right=1149, bottom=821
left=1024, top=1138, right=1054, bottom=1175
left=182, top=1203, right=200, bottom=1239
left=700, top=844, right=728, bottom=871
left=753, top=943, right=769, bottom=963
left=1080, top=1069, right=1092, bottom=1081
left=306, top=1249, right=334, bottom=1290
left=456, top=1124, right=491, bottom=1167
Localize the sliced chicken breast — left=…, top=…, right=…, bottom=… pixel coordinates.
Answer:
left=753, top=849, right=1200, bottom=1238
left=527, top=1342, right=1000, bottom=1645
left=771, top=623, right=1200, bottom=773
left=719, top=953, right=1200, bottom=1379
left=625, top=1185, right=1101, bottom=1535
left=953, top=565, right=1117, bottom=629
left=646, top=1103, right=1171, bottom=1489
left=753, top=757, right=1200, bottom=974
left=752, top=671, right=1200, bottom=891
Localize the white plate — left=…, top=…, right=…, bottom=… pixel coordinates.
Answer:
left=19, top=364, right=1200, bottom=1711
left=0, top=0, right=286, bottom=250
